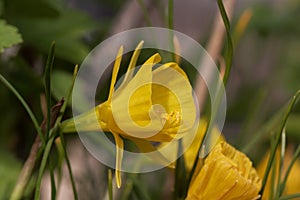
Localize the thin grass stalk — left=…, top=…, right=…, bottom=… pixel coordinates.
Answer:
left=279, top=145, right=300, bottom=196
left=185, top=0, right=234, bottom=196
left=0, top=74, right=45, bottom=146
left=260, top=90, right=300, bottom=196
left=44, top=42, right=56, bottom=138
left=58, top=132, right=78, bottom=200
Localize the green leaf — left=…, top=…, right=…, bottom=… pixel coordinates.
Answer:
left=0, top=20, right=22, bottom=52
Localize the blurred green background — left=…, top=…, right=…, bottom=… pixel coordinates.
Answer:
left=0, top=0, right=299, bottom=199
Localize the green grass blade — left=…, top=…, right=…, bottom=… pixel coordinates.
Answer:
left=275, top=129, right=286, bottom=198
left=185, top=0, right=233, bottom=197
left=279, top=145, right=300, bottom=196
left=167, top=0, right=175, bottom=62
left=242, top=104, right=286, bottom=154
left=217, top=0, right=233, bottom=85
left=56, top=65, right=78, bottom=125
left=0, top=74, right=45, bottom=146
left=279, top=193, right=300, bottom=200
left=59, top=131, right=78, bottom=200
left=260, top=90, right=300, bottom=196
left=168, top=0, right=174, bottom=30
left=34, top=65, right=78, bottom=200
left=48, top=157, right=57, bottom=200
left=34, top=133, right=55, bottom=200
left=269, top=137, right=277, bottom=200
left=174, top=139, right=186, bottom=199
left=44, top=42, right=56, bottom=137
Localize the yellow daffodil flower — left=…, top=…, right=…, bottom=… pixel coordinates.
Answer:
left=257, top=146, right=300, bottom=199
left=186, top=141, right=261, bottom=200
left=61, top=41, right=196, bottom=188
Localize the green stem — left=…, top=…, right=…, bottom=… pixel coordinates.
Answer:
left=174, top=139, right=186, bottom=199
left=108, top=169, right=113, bottom=200
left=167, top=0, right=175, bottom=62
left=44, top=42, right=56, bottom=138
left=34, top=65, right=78, bottom=200
left=279, top=193, right=300, bottom=200
left=168, top=0, right=174, bottom=30
left=34, top=133, right=56, bottom=200
left=184, top=0, right=233, bottom=197
left=57, top=65, right=78, bottom=124
left=59, top=131, right=78, bottom=200
left=0, top=74, right=45, bottom=146
left=217, top=0, right=233, bottom=85
left=48, top=157, right=57, bottom=200
left=279, top=145, right=300, bottom=196
left=275, top=129, right=286, bottom=198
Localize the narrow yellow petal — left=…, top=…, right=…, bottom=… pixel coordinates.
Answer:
left=111, top=131, right=124, bottom=188
left=108, top=46, right=123, bottom=101
left=118, top=41, right=144, bottom=90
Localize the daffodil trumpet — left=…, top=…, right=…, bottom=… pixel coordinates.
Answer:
left=61, top=41, right=196, bottom=188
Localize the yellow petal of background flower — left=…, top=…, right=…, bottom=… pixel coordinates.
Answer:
left=257, top=146, right=300, bottom=199
left=157, top=119, right=224, bottom=171
left=183, top=119, right=224, bottom=171
left=186, top=141, right=261, bottom=200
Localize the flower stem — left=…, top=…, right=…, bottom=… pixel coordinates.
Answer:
left=34, top=133, right=56, bottom=200
left=0, top=74, right=45, bottom=146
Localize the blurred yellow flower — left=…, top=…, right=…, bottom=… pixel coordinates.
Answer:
left=61, top=41, right=196, bottom=187
left=159, top=119, right=224, bottom=171
left=186, top=141, right=261, bottom=200
left=257, top=146, right=300, bottom=199
left=183, top=119, right=224, bottom=171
